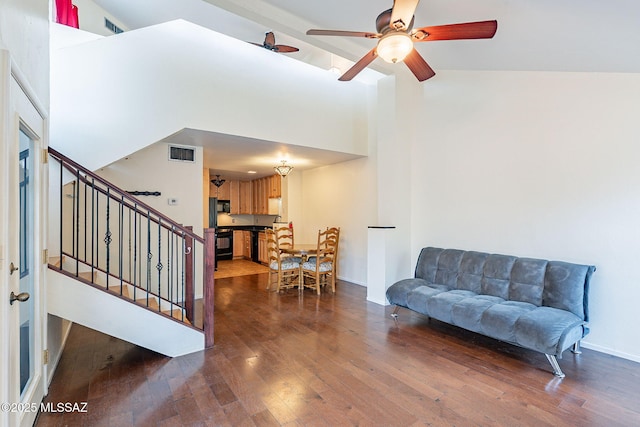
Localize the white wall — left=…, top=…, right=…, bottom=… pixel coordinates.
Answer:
left=50, top=19, right=371, bottom=171
left=411, top=70, right=640, bottom=361
left=74, top=0, right=129, bottom=36
left=97, top=142, right=204, bottom=237
left=295, top=157, right=377, bottom=286
left=0, top=0, right=50, bottom=106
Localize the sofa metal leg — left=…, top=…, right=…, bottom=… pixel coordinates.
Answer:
left=545, top=354, right=566, bottom=378
left=571, top=341, right=582, bottom=354
left=390, top=305, right=401, bottom=322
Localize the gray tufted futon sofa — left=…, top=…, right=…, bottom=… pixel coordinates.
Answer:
left=386, top=247, right=596, bottom=377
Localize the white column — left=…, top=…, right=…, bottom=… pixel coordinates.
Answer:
left=367, top=226, right=403, bottom=305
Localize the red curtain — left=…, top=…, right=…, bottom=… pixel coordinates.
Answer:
left=56, top=0, right=79, bottom=29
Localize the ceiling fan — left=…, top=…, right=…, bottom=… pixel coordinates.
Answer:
left=249, top=31, right=300, bottom=53
left=306, top=0, right=497, bottom=82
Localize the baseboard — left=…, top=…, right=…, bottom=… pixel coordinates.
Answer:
left=581, top=341, right=640, bottom=364
left=337, top=275, right=366, bottom=287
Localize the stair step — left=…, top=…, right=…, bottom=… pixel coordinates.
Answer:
left=163, top=309, right=191, bottom=325
left=137, top=297, right=159, bottom=310
left=49, top=256, right=65, bottom=268
left=78, top=271, right=96, bottom=282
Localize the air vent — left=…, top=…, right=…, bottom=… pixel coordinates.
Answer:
left=105, top=18, right=124, bottom=34
left=169, top=145, right=195, bottom=162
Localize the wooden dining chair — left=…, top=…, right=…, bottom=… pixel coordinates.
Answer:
left=266, top=229, right=300, bottom=292
left=301, top=228, right=339, bottom=294
left=274, top=225, right=301, bottom=263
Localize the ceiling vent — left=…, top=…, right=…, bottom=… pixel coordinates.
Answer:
left=104, top=18, right=124, bottom=34
left=168, top=145, right=196, bottom=163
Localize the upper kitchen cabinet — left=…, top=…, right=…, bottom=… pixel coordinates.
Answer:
left=229, top=180, right=240, bottom=214
left=210, top=178, right=231, bottom=200
left=223, top=175, right=281, bottom=215
left=268, top=174, right=281, bottom=198
left=239, top=180, right=252, bottom=214
left=251, top=174, right=281, bottom=214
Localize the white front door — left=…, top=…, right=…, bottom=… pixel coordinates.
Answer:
left=0, top=52, right=47, bottom=427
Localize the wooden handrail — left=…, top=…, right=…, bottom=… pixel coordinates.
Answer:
left=49, top=147, right=204, bottom=243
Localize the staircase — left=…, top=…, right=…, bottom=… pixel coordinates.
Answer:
left=46, top=148, right=215, bottom=357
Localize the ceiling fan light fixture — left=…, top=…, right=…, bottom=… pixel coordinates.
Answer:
left=377, top=32, right=413, bottom=63
left=274, top=160, right=293, bottom=177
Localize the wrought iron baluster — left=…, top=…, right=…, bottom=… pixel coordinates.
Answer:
left=105, top=188, right=111, bottom=290
left=168, top=226, right=173, bottom=315
left=157, top=218, right=163, bottom=311
left=59, top=159, right=63, bottom=270
left=133, top=206, right=137, bottom=302
left=181, top=231, right=185, bottom=321
left=91, top=178, right=95, bottom=281
left=74, top=174, right=79, bottom=276
left=146, top=211, right=151, bottom=307
left=82, top=175, right=87, bottom=264
left=119, top=195, right=124, bottom=295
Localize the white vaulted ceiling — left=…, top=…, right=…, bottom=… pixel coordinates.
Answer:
left=68, top=0, right=640, bottom=177
left=94, top=0, right=640, bottom=74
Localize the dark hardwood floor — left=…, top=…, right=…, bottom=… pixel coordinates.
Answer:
left=37, top=273, right=640, bottom=426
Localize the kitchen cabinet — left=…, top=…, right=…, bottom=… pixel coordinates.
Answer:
left=258, top=231, right=268, bottom=264
left=233, top=230, right=244, bottom=259
left=252, top=178, right=267, bottom=215
left=243, top=230, right=252, bottom=260
left=268, top=174, right=281, bottom=198
left=211, top=179, right=230, bottom=200
left=233, top=230, right=253, bottom=259
left=229, top=180, right=240, bottom=214
left=239, top=181, right=252, bottom=214
left=224, top=175, right=280, bottom=216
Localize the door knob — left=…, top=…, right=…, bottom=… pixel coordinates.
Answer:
left=10, top=291, right=30, bottom=305
left=9, top=262, right=19, bottom=275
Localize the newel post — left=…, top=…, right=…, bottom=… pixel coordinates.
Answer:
left=204, top=228, right=216, bottom=348
left=184, top=226, right=194, bottom=322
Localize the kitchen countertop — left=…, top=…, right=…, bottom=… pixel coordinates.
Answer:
left=217, top=225, right=272, bottom=232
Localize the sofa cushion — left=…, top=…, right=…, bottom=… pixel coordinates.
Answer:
left=480, top=301, right=537, bottom=343
left=508, top=258, right=548, bottom=305
left=543, top=261, right=595, bottom=320
left=434, top=249, right=465, bottom=288
left=407, top=284, right=449, bottom=313
left=426, top=289, right=477, bottom=324
left=481, top=254, right=517, bottom=299
left=451, top=294, right=503, bottom=333
left=456, top=251, right=489, bottom=293
left=514, top=307, right=585, bottom=355
left=386, top=278, right=430, bottom=307
left=414, top=247, right=444, bottom=282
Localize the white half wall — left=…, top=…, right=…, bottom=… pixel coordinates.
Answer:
left=411, top=70, right=640, bottom=362
left=50, top=19, right=370, bottom=171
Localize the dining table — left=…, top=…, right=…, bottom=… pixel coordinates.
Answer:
left=280, top=244, right=318, bottom=290
left=280, top=244, right=317, bottom=261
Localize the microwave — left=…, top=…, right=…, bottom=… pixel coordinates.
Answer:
left=217, top=200, right=230, bottom=213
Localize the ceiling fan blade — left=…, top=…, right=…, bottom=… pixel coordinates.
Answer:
left=390, top=0, right=421, bottom=30
left=274, top=45, right=299, bottom=53
left=248, top=42, right=264, bottom=48
left=413, top=20, right=498, bottom=41
left=338, top=48, right=378, bottom=81
left=264, top=31, right=276, bottom=46
left=403, top=49, right=435, bottom=81
left=307, top=29, right=381, bottom=39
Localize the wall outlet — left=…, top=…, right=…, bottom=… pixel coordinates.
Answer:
left=168, top=198, right=178, bottom=206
